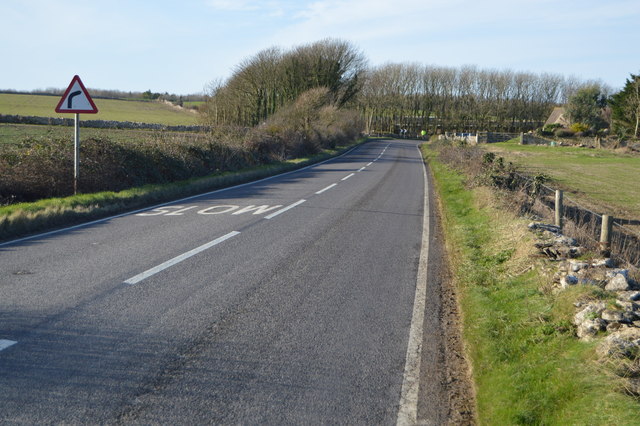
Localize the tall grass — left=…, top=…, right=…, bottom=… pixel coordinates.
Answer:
left=422, top=143, right=640, bottom=424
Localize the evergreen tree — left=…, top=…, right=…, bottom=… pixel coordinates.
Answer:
left=566, top=86, right=607, bottom=130
left=609, top=73, right=640, bottom=138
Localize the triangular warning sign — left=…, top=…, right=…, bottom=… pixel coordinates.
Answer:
left=55, top=75, right=98, bottom=114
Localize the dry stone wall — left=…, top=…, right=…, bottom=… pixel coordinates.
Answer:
left=0, top=114, right=208, bottom=132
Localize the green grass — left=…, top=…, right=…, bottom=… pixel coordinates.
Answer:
left=0, top=93, right=199, bottom=125
left=422, top=143, right=640, bottom=424
left=183, top=101, right=204, bottom=108
left=486, top=139, right=640, bottom=220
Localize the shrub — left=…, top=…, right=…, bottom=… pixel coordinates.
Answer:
left=554, top=128, right=575, bottom=138
left=541, top=123, right=562, bottom=135
left=570, top=122, right=589, bottom=134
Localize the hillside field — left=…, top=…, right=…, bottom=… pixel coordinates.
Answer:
left=0, top=93, right=200, bottom=125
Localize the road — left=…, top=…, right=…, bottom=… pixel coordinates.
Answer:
left=0, top=139, right=449, bottom=424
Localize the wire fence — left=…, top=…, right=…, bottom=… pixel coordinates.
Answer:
left=512, top=171, right=640, bottom=267
left=431, top=142, right=640, bottom=267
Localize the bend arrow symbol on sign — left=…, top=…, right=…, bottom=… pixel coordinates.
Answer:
left=67, top=91, right=82, bottom=109
left=55, top=75, right=98, bottom=114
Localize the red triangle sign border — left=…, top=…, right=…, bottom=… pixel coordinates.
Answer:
left=55, top=75, right=99, bottom=114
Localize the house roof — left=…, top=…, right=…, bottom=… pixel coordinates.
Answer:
left=545, top=107, right=569, bottom=126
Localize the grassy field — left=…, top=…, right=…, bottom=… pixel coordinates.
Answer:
left=0, top=93, right=200, bottom=125
left=485, top=139, right=640, bottom=221
left=422, top=143, right=640, bottom=424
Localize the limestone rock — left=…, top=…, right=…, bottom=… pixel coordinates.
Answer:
left=569, top=260, right=589, bottom=273
left=606, top=274, right=632, bottom=292
left=575, top=268, right=607, bottom=287
left=607, top=322, right=624, bottom=332
left=601, top=309, right=635, bottom=323
left=617, top=291, right=640, bottom=302
left=555, top=235, right=577, bottom=247
left=597, top=327, right=640, bottom=358
left=577, top=318, right=607, bottom=340
left=574, top=302, right=607, bottom=325
left=528, top=223, right=560, bottom=234
left=593, top=258, right=615, bottom=268
left=606, top=269, right=629, bottom=279
left=560, top=275, right=579, bottom=288
left=615, top=300, right=640, bottom=313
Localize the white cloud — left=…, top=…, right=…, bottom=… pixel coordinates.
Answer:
left=207, top=0, right=260, bottom=11
left=206, top=0, right=292, bottom=15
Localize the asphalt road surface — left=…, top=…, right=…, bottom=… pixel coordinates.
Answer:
left=0, top=139, right=448, bottom=424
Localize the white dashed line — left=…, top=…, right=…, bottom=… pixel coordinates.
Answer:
left=264, top=199, right=307, bottom=219
left=358, top=167, right=366, bottom=172
left=124, top=231, right=241, bottom=285
left=316, top=184, right=338, bottom=194
left=0, top=340, right=17, bottom=352
left=341, top=173, right=355, bottom=181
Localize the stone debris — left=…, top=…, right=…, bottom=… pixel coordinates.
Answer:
left=529, top=222, right=640, bottom=370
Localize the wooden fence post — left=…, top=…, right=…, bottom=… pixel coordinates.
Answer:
left=555, top=190, right=563, bottom=230
left=600, top=214, right=613, bottom=256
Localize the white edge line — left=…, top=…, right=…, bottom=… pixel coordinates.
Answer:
left=396, top=146, right=430, bottom=425
left=0, top=142, right=368, bottom=248
left=124, top=231, right=240, bottom=285
left=264, top=199, right=306, bottom=220
left=341, top=173, right=355, bottom=181
left=315, top=183, right=338, bottom=194
left=0, top=340, right=18, bottom=351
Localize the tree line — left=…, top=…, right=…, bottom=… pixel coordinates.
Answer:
left=357, top=63, right=607, bottom=135
left=202, top=38, right=637, bottom=139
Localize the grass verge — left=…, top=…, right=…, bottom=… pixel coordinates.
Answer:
left=421, top=143, right=640, bottom=424
left=0, top=139, right=367, bottom=243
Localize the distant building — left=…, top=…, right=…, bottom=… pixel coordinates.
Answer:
left=544, top=107, right=570, bottom=127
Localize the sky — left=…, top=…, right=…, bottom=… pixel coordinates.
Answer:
left=1, top=0, right=639, bottom=95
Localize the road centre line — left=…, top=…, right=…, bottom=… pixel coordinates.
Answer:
left=264, top=199, right=306, bottom=220
left=341, top=173, right=355, bottom=181
left=123, top=231, right=240, bottom=285
left=316, top=183, right=338, bottom=194
left=0, top=340, right=17, bottom=352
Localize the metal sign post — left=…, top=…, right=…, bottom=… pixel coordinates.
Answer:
left=55, top=75, right=98, bottom=194
left=74, top=113, right=80, bottom=194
